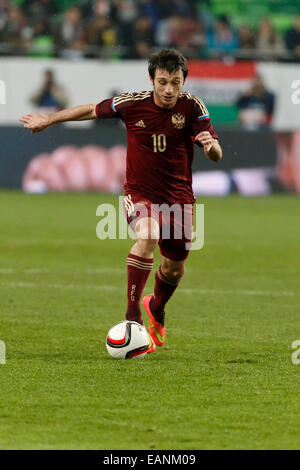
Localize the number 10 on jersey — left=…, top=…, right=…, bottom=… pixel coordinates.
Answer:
left=152, top=134, right=166, bottom=153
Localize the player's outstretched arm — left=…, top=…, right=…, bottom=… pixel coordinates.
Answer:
left=19, top=104, right=97, bottom=134
left=195, top=131, right=223, bottom=162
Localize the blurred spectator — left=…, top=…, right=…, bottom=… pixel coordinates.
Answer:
left=0, top=0, right=11, bottom=35
left=86, top=0, right=119, bottom=57
left=168, top=15, right=188, bottom=47
left=53, top=6, right=86, bottom=58
left=182, top=16, right=206, bottom=58
left=94, top=0, right=111, bottom=17
left=236, top=73, right=275, bottom=130
left=29, top=18, right=54, bottom=57
left=110, top=0, right=138, bottom=48
left=207, top=15, right=239, bottom=54
left=23, top=0, right=58, bottom=23
left=112, top=0, right=137, bottom=25
left=86, top=16, right=118, bottom=53
left=130, top=16, right=154, bottom=59
left=30, top=69, right=69, bottom=113
left=285, top=15, right=300, bottom=60
left=156, top=14, right=205, bottom=58
left=256, top=18, right=285, bottom=57
left=238, top=24, right=256, bottom=51
left=153, top=0, right=177, bottom=22
left=0, top=0, right=299, bottom=61
left=0, top=5, right=31, bottom=51
left=139, top=0, right=197, bottom=25
left=137, top=0, right=160, bottom=26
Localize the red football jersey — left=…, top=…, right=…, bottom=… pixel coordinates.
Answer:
left=95, top=91, right=218, bottom=204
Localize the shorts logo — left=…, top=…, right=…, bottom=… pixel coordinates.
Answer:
left=172, top=113, right=185, bottom=129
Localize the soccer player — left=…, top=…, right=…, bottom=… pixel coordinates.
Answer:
left=20, top=49, right=222, bottom=354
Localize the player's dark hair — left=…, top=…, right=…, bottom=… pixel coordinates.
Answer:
left=148, top=49, right=188, bottom=81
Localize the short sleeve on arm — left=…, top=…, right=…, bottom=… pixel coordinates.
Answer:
left=95, top=98, right=118, bottom=119
left=95, top=93, right=136, bottom=120
left=191, top=97, right=218, bottom=141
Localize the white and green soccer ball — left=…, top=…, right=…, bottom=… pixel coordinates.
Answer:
left=106, top=320, right=151, bottom=359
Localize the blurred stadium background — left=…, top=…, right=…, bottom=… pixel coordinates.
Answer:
left=0, top=0, right=300, bottom=195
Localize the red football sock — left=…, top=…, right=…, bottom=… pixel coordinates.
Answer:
left=150, top=265, right=179, bottom=321
left=126, top=254, right=154, bottom=324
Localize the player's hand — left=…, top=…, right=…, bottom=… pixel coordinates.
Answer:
left=19, top=113, right=51, bottom=134
left=194, top=131, right=214, bottom=152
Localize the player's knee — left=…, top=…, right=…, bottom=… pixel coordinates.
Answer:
left=135, top=238, right=158, bottom=257
left=135, top=217, right=159, bottom=241
left=162, top=265, right=185, bottom=283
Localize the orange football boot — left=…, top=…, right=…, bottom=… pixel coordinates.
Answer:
left=146, top=333, right=156, bottom=354
left=142, top=294, right=166, bottom=346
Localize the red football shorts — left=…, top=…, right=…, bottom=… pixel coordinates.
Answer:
left=123, top=192, right=193, bottom=261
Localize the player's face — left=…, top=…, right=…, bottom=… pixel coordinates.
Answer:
left=151, top=69, right=185, bottom=109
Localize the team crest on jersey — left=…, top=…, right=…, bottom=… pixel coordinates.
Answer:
left=171, top=113, right=185, bottom=129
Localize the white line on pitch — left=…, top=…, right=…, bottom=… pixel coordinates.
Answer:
left=181, top=288, right=297, bottom=297
left=86, top=268, right=300, bottom=275
left=84, top=268, right=124, bottom=274
left=2, top=239, right=98, bottom=246
left=0, top=281, right=118, bottom=291
left=0, top=268, right=50, bottom=274
left=0, top=268, right=123, bottom=274
left=1, top=267, right=299, bottom=276
left=0, top=281, right=298, bottom=297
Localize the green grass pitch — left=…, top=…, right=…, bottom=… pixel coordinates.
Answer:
left=0, top=191, right=299, bottom=450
